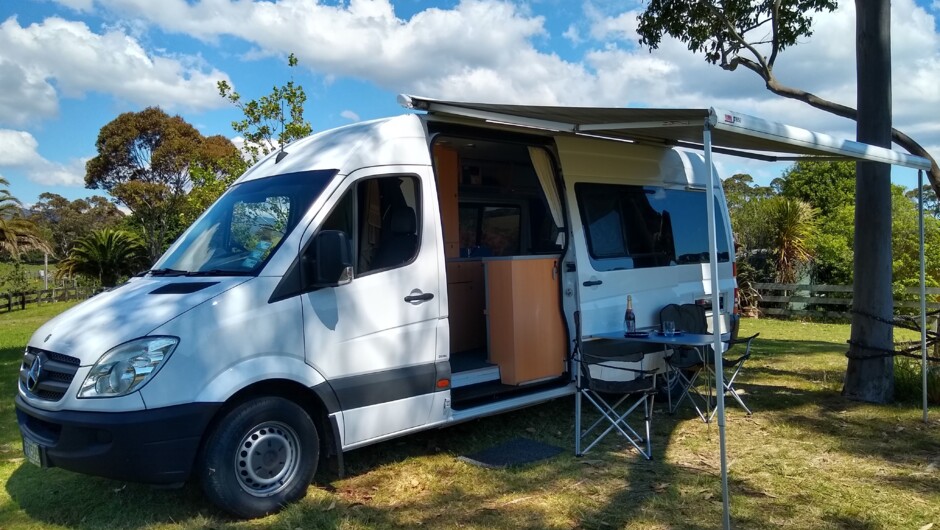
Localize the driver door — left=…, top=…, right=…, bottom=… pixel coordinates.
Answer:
left=300, top=167, right=447, bottom=448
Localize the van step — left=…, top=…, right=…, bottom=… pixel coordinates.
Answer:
left=452, top=365, right=500, bottom=388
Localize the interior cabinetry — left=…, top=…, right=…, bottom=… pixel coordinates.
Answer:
left=446, top=261, right=485, bottom=353
left=433, top=144, right=460, bottom=258
left=485, top=256, right=566, bottom=385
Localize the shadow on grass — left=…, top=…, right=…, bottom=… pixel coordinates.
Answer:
left=3, top=338, right=936, bottom=529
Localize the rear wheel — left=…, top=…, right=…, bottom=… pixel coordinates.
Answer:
left=198, top=397, right=319, bottom=518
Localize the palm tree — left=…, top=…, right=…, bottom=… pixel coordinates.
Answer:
left=769, top=197, right=818, bottom=284
left=0, top=177, right=52, bottom=258
left=57, top=229, right=148, bottom=287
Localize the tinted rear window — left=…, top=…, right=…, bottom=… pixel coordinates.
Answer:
left=576, top=183, right=730, bottom=271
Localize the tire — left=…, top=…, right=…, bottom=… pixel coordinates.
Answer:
left=198, top=397, right=320, bottom=518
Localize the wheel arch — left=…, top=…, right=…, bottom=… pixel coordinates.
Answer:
left=197, top=377, right=343, bottom=477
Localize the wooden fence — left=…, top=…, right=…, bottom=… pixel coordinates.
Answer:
left=754, top=283, right=940, bottom=319
left=0, top=287, right=100, bottom=314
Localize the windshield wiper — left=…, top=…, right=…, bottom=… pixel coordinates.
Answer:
left=184, top=269, right=250, bottom=277
left=148, top=268, right=189, bottom=277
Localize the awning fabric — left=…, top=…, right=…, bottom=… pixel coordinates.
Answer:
left=399, top=94, right=931, bottom=171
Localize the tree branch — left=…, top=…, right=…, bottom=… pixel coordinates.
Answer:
left=764, top=79, right=940, bottom=192
left=769, top=0, right=782, bottom=68
left=709, top=3, right=773, bottom=80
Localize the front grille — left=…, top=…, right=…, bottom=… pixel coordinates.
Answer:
left=20, top=347, right=81, bottom=402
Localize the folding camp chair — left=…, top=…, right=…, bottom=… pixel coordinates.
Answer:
left=708, top=313, right=759, bottom=421
left=659, top=304, right=759, bottom=422
left=660, top=303, right=711, bottom=422
left=573, top=312, right=661, bottom=460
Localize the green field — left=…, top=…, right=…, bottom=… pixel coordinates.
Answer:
left=0, top=304, right=937, bottom=529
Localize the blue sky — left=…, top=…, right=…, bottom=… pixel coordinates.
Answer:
left=1, top=0, right=938, bottom=207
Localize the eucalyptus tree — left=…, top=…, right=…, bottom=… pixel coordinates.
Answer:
left=637, top=0, right=912, bottom=402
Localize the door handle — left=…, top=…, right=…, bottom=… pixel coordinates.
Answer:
left=404, top=291, right=434, bottom=303
left=582, top=280, right=603, bottom=287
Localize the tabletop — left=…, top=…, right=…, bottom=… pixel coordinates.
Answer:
left=588, top=329, right=730, bottom=347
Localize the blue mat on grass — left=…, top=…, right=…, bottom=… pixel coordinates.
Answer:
left=458, top=437, right=564, bottom=469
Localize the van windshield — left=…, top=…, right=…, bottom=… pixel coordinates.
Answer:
left=154, top=170, right=336, bottom=275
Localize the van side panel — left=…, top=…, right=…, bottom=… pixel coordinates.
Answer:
left=555, top=137, right=735, bottom=340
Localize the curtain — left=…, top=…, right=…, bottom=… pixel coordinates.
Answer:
left=528, top=146, right=565, bottom=245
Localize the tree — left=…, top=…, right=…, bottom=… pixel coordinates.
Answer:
left=767, top=197, right=817, bottom=283
left=904, top=185, right=940, bottom=220
left=28, top=193, right=124, bottom=258
left=637, top=0, right=912, bottom=403
left=779, top=161, right=856, bottom=216
left=843, top=0, right=894, bottom=403
left=183, top=136, right=249, bottom=227
left=57, top=229, right=147, bottom=287
left=636, top=0, right=938, bottom=192
left=85, top=107, right=240, bottom=261
left=218, top=53, right=312, bottom=164
left=0, top=177, right=51, bottom=259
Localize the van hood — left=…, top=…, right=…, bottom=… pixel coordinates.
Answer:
left=28, top=276, right=251, bottom=366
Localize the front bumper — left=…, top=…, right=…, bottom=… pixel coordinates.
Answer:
left=15, top=395, right=220, bottom=484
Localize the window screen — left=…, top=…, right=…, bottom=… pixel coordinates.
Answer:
left=575, top=183, right=730, bottom=271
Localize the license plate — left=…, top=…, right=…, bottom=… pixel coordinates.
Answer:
left=22, top=437, right=44, bottom=468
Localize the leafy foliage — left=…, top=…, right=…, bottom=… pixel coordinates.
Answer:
left=727, top=163, right=940, bottom=299
left=637, top=0, right=836, bottom=70
left=218, top=53, right=312, bottom=164
left=767, top=197, right=817, bottom=284
left=779, top=161, right=856, bottom=216
left=27, top=193, right=124, bottom=258
left=57, top=229, right=148, bottom=287
left=85, top=107, right=241, bottom=261
left=904, top=184, right=940, bottom=219
left=182, top=141, right=249, bottom=227
left=0, top=177, right=51, bottom=259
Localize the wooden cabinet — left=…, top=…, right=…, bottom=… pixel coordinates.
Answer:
left=484, top=256, right=566, bottom=385
left=433, top=144, right=460, bottom=258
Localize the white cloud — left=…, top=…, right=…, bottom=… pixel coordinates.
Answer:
left=53, top=0, right=95, bottom=12
left=48, top=0, right=939, bottom=166
left=0, top=130, right=40, bottom=166
left=340, top=110, right=360, bottom=121
left=0, top=129, right=85, bottom=186
left=0, top=16, right=232, bottom=127
left=562, top=24, right=581, bottom=45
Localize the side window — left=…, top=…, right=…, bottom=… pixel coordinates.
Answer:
left=320, top=175, right=421, bottom=276
left=457, top=204, right=521, bottom=257
left=575, top=183, right=730, bottom=271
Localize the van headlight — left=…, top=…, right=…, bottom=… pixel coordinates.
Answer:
left=78, top=337, right=178, bottom=398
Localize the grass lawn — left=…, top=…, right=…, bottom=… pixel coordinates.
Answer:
left=0, top=305, right=938, bottom=529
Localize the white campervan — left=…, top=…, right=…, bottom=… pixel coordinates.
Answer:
left=15, top=96, right=735, bottom=517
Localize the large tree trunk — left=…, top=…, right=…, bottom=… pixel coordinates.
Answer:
left=844, top=0, right=894, bottom=403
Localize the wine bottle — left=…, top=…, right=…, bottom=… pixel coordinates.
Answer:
left=625, top=295, right=636, bottom=333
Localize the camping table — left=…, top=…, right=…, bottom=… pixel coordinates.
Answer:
left=588, top=329, right=732, bottom=421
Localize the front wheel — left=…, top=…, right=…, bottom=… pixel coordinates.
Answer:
left=198, top=397, right=320, bottom=518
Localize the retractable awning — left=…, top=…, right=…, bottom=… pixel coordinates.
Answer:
left=399, top=94, right=931, bottom=171
left=400, top=93, right=933, bottom=530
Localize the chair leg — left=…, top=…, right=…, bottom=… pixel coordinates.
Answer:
left=671, top=368, right=709, bottom=423
left=578, top=389, right=654, bottom=458
left=575, top=387, right=583, bottom=456
left=707, top=363, right=752, bottom=421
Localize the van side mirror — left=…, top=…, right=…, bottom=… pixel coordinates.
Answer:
left=305, top=230, right=353, bottom=288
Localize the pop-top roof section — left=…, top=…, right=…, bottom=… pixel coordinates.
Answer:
left=399, top=94, right=931, bottom=171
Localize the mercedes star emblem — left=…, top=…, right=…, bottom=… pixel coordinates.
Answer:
left=26, top=357, right=43, bottom=392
